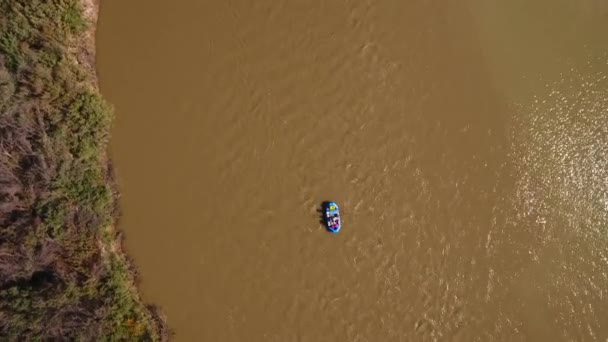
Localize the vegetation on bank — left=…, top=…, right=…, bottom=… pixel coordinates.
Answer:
left=0, top=0, right=167, bottom=339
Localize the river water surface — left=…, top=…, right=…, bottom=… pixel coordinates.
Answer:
left=97, top=1, right=608, bottom=340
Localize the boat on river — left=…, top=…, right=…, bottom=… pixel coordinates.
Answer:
left=325, top=202, right=341, bottom=233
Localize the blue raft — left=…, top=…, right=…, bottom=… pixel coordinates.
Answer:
left=325, top=202, right=341, bottom=233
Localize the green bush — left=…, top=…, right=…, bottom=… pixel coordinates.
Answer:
left=62, top=3, right=87, bottom=34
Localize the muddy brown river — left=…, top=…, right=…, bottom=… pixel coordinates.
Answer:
left=97, top=0, right=608, bottom=340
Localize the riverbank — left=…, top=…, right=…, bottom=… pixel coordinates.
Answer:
left=0, top=0, right=167, bottom=339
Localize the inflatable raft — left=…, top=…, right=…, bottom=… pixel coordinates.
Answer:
left=325, top=202, right=341, bottom=233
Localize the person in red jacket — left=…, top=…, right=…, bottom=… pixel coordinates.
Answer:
left=331, top=215, right=340, bottom=228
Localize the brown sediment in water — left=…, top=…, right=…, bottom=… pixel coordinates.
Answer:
left=97, top=0, right=608, bottom=340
